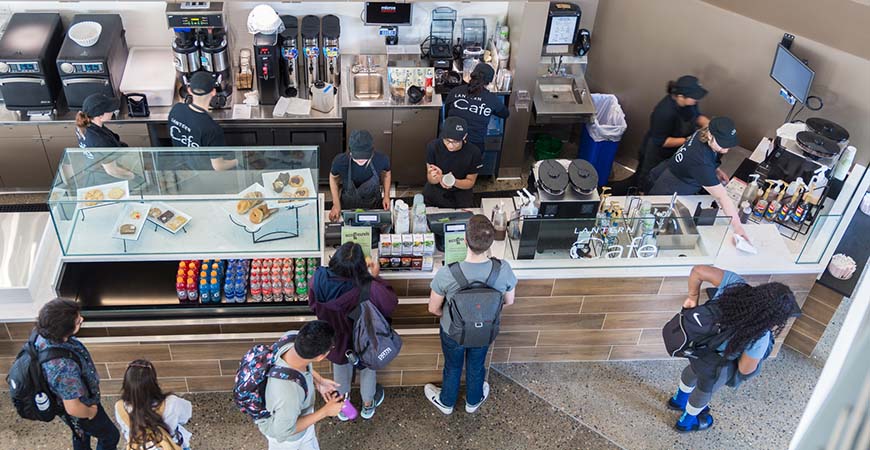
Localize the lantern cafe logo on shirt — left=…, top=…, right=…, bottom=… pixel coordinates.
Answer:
left=453, top=93, right=493, bottom=117
left=570, top=226, right=659, bottom=259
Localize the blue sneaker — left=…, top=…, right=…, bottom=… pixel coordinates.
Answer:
left=361, top=384, right=385, bottom=419
left=675, top=411, right=714, bottom=433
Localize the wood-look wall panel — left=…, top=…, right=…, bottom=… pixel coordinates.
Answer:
left=808, top=284, right=844, bottom=309
left=219, top=359, right=242, bottom=376
left=5, top=322, right=35, bottom=340
left=800, top=297, right=837, bottom=325
left=515, top=279, right=555, bottom=297
left=353, top=371, right=401, bottom=386
left=783, top=329, right=816, bottom=357
left=400, top=369, right=443, bottom=386
left=169, top=342, right=269, bottom=361
left=392, top=304, right=432, bottom=318
left=87, top=344, right=172, bottom=363
left=502, top=296, right=582, bottom=315
left=0, top=341, right=24, bottom=358
left=219, top=322, right=304, bottom=334
left=407, top=279, right=433, bottom=297
left=384, top=279, right=408, bottom=297
left=492, top=331, right=539, bottom=348
left=770, top=274, right=817, bottom=292
left=107, top=360, right=221, bottom=379
left=509, top=345, right=611, bottom=363
left=101, top=378, right=188, bottom=396
left=581, top=295, right=684, bottom=314
left=659, top=278, right=690, bottom=295
left=639, top=329, right=665, bottom=347
left=537, top=330, right=641, bottom=347
left=500, top=313, right=604, bottom=331
left=553, top=278, right=662, bottom=296
left=400, top=335, right=442, bottom=354
left=602, top=312, right=675, bottom=330
left=0, top=357, right=14, bottom=375
left=382, top=353, right=438, bottom=371
left=790, top=316, right=826, bottom=342
left=185, top=376, right=235, bottom=392
left=609, top=345, right=670, bottom=360
left=76, top=327, right=110, bottom=338
left=490, top=348, right=510, bottom=364
left=107, top=324, right=222, bottom=337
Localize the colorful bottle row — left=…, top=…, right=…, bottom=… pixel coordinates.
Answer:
left=249, top=258, right=319, bottom=303
left=176, top=258, right=319, bottom=305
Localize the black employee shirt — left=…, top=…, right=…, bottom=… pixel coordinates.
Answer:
left=76, top=124, right=126, bottom=148
left=426, top=139, right=483, bottom=180
left=647, top=95, right=701, bottom=148
left=167, top=103, right=231, bottom=170
left=668, top=131, right=720, bottom=190
left=330, top=152, right=391, bottom=187
left=445, top=85, right=509, bottom=147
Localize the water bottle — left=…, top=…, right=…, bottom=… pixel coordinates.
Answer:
left=262, top=279, right=273, bottom=302
left=35, top=392, right=50, bottom=412
left=224, top=277, right=235, bottom=303
left=345, top=350, right=360, bottom=368
left=340, top=392, right=358, bottom=420
left=235, top=276, right=247, bottom=303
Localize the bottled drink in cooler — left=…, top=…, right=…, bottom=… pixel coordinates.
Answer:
left=262, top=279, right=273, bottom=302
left=224, top=277, right=235, bottom=303
left=235, top=276, right=246, bottom=303
left=176, top=276, right=187, bottom=302
left=200, top=278, right=209, bottom=304
left=210, top=277, right=221, bottom=303
left=186, top=277, right=198, bottom=302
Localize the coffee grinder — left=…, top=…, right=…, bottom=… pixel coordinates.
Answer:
left=301, top=15, right=321, bottom=89
left=321, top=15, right=341, bottom=86
left=279, top=15, right=301, bottom=98
left=166, top=2, right=233, bottom=108
left=253, top=32, right=281, bottom=105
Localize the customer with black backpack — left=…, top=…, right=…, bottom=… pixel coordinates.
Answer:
left=6, top=298, right=120, bottom=449
left=309, top=241, right=399, bottom=420
left=424, top=214, right=517, bottom=415
left=663, top=265, right=799, bottom=433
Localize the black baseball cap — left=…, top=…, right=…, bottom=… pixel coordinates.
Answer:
left=673, top=75, right=708, bottom=100
left=189, top=71, right=216, bottom=96
left=471, top=63, right=495, bottom=84
left=82, top=94, right=118, bottom=117
left=348, top=130, right=374, bottom=159
left=709, top=116, right=738, bottom=148
left=440, top=117, right=468, bottom=141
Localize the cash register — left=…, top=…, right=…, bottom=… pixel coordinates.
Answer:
left=324, top=210, right=393, bottom=248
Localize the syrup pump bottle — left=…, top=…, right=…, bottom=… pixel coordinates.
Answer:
left=765, top=181, right=788, bottom=220
left=753, top=180, right=777, bottom=217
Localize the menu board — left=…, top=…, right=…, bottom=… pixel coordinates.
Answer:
left=341, top=226, right=373, bottom=257
left=547, top=16, right=578, bottom=45
left=444, top=223, right=468, bottom=265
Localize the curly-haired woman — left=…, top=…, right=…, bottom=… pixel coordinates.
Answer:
left=668, top=265, right=800, bottom=432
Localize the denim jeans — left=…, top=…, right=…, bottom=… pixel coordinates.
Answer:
left=439, top=329, right=489, bottom=408
left=63, top=404, right=120, bottom=450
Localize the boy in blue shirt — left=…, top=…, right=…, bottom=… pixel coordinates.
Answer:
left=669, top=265, right=800, bottom=432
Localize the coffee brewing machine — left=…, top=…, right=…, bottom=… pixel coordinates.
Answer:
left=321, top=15, right=341, bottom=86
left=253, top=32, right=281, bottom=105
left=279, top=16, right=301, bottom=97
left=0, top=13, right=65, bottom=115
left=166, top=2, right=232, bottom=108
left=301, top=15, right=321, bottom=90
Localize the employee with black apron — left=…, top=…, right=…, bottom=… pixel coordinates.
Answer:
left=424, top=117, right=482, bottom=209
left=328, top=130, right=392, bottom=222
left=444, top=63, right=509, bottom=151
left=74, top=93, right=135, bottom=181
left=648, top=116, right=749, bottom=243
left=166, top=71, right=237, bottom=171
left=637, top=75, right=711, bottom=190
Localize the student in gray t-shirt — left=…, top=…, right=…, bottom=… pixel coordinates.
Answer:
left=425, top=215, right=517, bottom=415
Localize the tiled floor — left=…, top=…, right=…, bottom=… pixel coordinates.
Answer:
left=0, top=371, right=618, bottom=450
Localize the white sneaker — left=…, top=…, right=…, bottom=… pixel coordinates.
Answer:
left=465, top=381, right=490, bottom=413
left=424, top=383, right=454, bottom=415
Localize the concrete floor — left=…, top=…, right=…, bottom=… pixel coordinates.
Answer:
left=494, top=348, right=820, bottom=450
left=0, top=371, right=618, bottom=450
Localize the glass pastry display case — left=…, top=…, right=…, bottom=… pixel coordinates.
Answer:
left=47, top=146, right=322, bottom=258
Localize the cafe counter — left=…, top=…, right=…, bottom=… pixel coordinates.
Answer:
left=1, top=159, right=866, bottom=393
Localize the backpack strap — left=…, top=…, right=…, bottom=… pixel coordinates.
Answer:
left=448, top=262, right=470, bottom=289
left=347, top=282, right=372, bottom=323
left=273, top=331, right=297, bottom=350
left=484, top=258, right=502, bottom=288
left=267, top=366, right=309, bottom=398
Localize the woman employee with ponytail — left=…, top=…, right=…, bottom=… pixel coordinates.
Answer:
left=444, top=63, right=509, bottom=151
left=75, top=93, right=135, bottom=180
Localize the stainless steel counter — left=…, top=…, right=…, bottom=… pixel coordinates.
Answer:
left=340, top=54, right=442, bottom=110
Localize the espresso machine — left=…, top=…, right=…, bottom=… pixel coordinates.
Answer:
left=166, top=2, right=232, bottom=108
left=301, top=15, right=321, bottom=89
left=279, top=15, right=301, bottom=97
left=253, top=32, right=281, bottom=105
left=321, top=15, right=340, bottom=86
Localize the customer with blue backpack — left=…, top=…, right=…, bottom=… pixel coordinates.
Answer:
left=309, top=241, right=399, bottom=420
left=425, top=214, right=517, bottom=415
left=241, top=321, right=344, bottom=450
left=664, top=265, right=799, bottom=433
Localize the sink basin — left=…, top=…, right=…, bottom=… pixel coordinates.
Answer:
left=352, top=73, right=384, bottom=100
left=648, top=203, right=700, bottom=250
left=536, top=77, right=583, bottom=105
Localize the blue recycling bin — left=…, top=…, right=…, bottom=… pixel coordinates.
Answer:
left=577, top=94, right=627, bottom=186
left=579, top=127, right=620, bottom=186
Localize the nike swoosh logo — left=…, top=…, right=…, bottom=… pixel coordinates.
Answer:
left=693, top=313, right=703, bottom=327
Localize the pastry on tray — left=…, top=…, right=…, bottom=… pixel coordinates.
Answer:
left=119, top=224, right=137, bottom=235
left=107, top=187, right=125, bottom=200
left=130, top=211, right=142, bottom=220
left=236, top=191, right=264, bottom=215
left=158, top=211, right=175, bottom=224
left=272, top=180, right=285, bottom=193
left=249, top=204, right=277, bottom=224
left=293, top=187, right=310, bottom=198
left=84, top=189, right=104, bottom=206
left=166, top=216, right=188, bottom=231
left=288, top=175, right=305, bottom=188
left=148, top=207, right=163, bottom=219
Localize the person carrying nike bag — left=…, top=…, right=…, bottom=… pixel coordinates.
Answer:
left=661, top=265, right=800, bottom=433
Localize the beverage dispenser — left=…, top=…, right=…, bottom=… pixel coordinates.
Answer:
left=279, top=15, right=301, bottom=97
left=253, top=32, right=281, bottom=105
left=301, top=15, right=321, bottom=88
left=321, top=14, right=340, bottom=86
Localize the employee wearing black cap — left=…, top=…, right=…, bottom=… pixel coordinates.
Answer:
left=328, top=130, right=392, bottom=222
left=444, top=63, right=509, bottom=151
left=424, top=117, right=482, bottom=209
left=167, top=71, right=237, bottom=171
left=74, top=93, right=135, bottom=180
left=648, top=116, right=749, bottom=242
left=636, top=75, right=711, bottom=188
